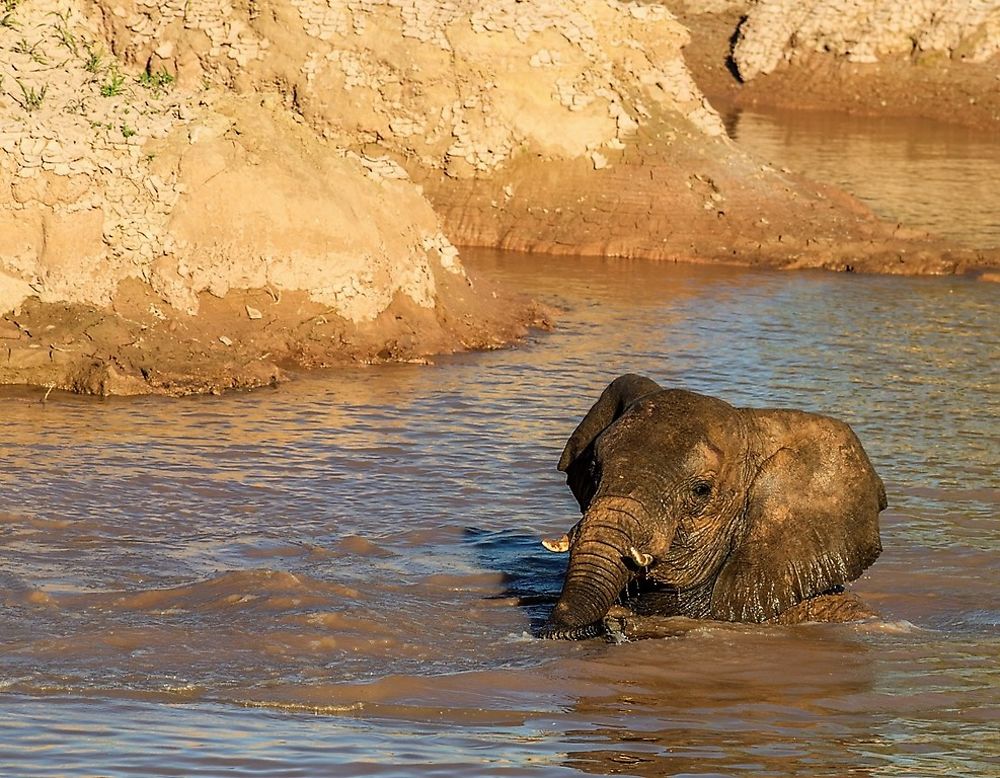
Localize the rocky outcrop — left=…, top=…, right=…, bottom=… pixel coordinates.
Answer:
left=672, top=1, right=1000, bottom=129
left=88, top=0, right=996, bottom=269
left=0, top=0, right=539, bottom=394
left=1, top=0, right=996, bottom=394
left=733, top=0, right=1000, bottom=79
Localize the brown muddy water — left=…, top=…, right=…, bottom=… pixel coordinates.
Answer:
left=2, top=127, right=1000, bottom=777
left=725, top=108, right=1000, bottom=248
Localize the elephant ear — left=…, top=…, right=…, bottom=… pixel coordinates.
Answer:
left=557, top=373, right=661, bottom=512
left=710, top=409, right=886, bottom=622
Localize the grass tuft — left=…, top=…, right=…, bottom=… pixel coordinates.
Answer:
left=83, top=45, right=103, bottom=74
left=138, top=68, right=175, bottom=92
left=100, top=70, right=125, bottom=97
left=15, top=79, right=47, bottom=112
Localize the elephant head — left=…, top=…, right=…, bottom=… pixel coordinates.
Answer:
left=541, top=374, right=886, bottom=639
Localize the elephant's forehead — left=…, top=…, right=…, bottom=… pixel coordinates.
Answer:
left=632, top=392, right=733, bottom=434
left=645, top=434, right=724, bottom=472
left=640, top=389, right=735, bottom=419
left=605, top=406, right=726, bottom=465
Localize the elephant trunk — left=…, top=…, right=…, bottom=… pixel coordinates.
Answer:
left=542, top=497, right=646, bottom=639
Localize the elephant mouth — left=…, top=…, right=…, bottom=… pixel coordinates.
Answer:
left=539, top=496, right=672, bottom=640
left=539, top=564, right=675, bottom=640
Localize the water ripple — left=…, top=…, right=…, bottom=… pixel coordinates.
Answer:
left=0, top=251, right=997, bottom=775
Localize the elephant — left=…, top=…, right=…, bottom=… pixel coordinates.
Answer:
left=540, top=374, right=887, bottom=640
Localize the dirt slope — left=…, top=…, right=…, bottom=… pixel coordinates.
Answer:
left=673, top=0, right=1000, bottom=130
left=1, top=0, right=996, bottom=395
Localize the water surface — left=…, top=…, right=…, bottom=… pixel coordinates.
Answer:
left=2, top=252, right=997, bottom=776
left=726, top=108, right=1000, bottom=248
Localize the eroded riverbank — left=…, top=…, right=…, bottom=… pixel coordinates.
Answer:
left=673, top=0, right=1000, bottom=131
left=4, top=98, right=998, bottom=397
left=3, top=0, right=999, bottom=396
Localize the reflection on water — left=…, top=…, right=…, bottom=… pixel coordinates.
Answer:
left=1, top=251, right=997, bottom=776
left=726, top=108, right=1000, bottom=247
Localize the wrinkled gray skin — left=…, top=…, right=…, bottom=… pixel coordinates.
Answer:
left=541, top=375, right=886, bottom=640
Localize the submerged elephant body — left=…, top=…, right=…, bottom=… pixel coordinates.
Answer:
left=542, top=375, right=886, bottom=639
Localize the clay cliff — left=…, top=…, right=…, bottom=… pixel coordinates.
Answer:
left=84, top=0, right=997, bottom=268
left=734, top=0, right=1000, bottom=77
left=1, top=0, right=997, bottom=395
left=674, top=1, right=1000, bottom=129
left=1, top=0, right=539, bottom=394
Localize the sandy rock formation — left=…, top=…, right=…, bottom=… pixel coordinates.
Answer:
left=733, top=0, right=1000, bottom=78
left=90, top=0, right=726, bottom=164
left=672, top=1, right=1000, bottom=128
left=1, top=0, right=536, bottom=395
left=83, top=0, right=997, bottom=273
left=2, top=0, right=997, bottom=395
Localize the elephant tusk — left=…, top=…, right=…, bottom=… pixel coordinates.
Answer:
left=541, top=534, right=570, bottom=553
left=628, top=546, right=653, bottom=568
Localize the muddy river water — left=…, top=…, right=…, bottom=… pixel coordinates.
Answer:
left=726, top=108, right=1000, bottom=248
left=2, top=115, right=999, bottom=776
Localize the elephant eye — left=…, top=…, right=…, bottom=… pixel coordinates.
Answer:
left=692, top=481, right=712, bottom=498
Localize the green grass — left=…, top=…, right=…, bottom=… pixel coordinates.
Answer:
left=12, top=37, right=46, bottom=64
left=0, top=0, right=16, bottom=29
left=65, top=97, right=88, bottom=115
left=51, top=13, right=78, bottom=57
left=138, top=68, right=175, bottom=92
left=100, top=70, right=125, bottom=97
left=83, top=45, right=103, bottom=74
left=16, top=80, right=47, bottom=112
